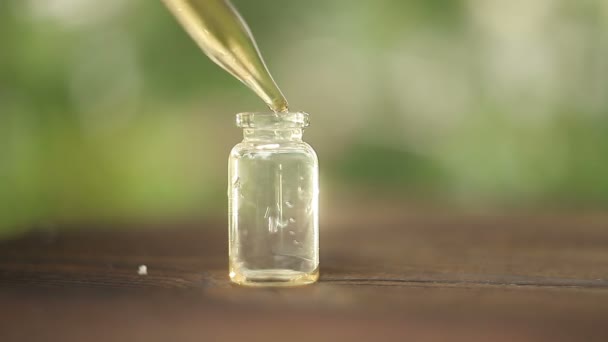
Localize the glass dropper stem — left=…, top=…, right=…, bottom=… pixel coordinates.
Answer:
left=162, top=0, right=289, bottom=113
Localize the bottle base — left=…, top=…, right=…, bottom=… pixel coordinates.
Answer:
left=229, top=267, right=319, bottom=287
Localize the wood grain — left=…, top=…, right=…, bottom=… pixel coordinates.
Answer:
left=1, top=209, right=607, bottom=341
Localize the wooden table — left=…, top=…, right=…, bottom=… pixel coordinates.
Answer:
left=1, top=206, right=607, bottom=341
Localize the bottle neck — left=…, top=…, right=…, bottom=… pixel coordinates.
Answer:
left=243, top=128, right=303, bottom=142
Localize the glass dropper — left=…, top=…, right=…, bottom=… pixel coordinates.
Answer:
left=162, top=0, right=289, bottom=113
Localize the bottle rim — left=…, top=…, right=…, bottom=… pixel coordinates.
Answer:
left=236, top=112, right=309, bottom=129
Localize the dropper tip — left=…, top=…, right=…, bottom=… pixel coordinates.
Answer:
left=268, top=101, right=289, bottom=114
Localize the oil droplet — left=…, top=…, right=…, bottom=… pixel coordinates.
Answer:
left=293, top=239, right=300, bottom=245
left=297, top=186, right=306, bottom=199
left=268, top=216, right=278, bottom=233
left=285, top=201, right=294, bottom=208
left=289, top=218, right=296, bottom=223
left=289, top=230, right=296, bottom=236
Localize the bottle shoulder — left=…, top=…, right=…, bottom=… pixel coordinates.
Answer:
left=230, top=141, right=317, bottom=160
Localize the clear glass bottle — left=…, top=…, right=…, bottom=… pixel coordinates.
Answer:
left=228, top=112, right=319, bottom=286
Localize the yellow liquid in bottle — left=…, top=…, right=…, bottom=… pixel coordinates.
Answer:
left=162, top=0, right=289, bottom=113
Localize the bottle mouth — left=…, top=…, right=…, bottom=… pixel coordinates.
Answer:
left=236, top=112, right=309, bottom=129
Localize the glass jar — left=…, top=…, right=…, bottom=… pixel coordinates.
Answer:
left=228, top=112, right=319, bottom=286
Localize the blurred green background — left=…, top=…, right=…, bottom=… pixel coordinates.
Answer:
left=1, top=0, right=607, bottom=237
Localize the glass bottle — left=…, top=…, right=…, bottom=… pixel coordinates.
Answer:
left=228, top=112, right=319, bottom=286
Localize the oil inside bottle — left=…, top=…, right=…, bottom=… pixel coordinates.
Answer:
left=162, top=0, right=289, bottom=113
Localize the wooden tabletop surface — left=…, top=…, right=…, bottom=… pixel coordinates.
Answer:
left=1, top=206, right=607, bottom=341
